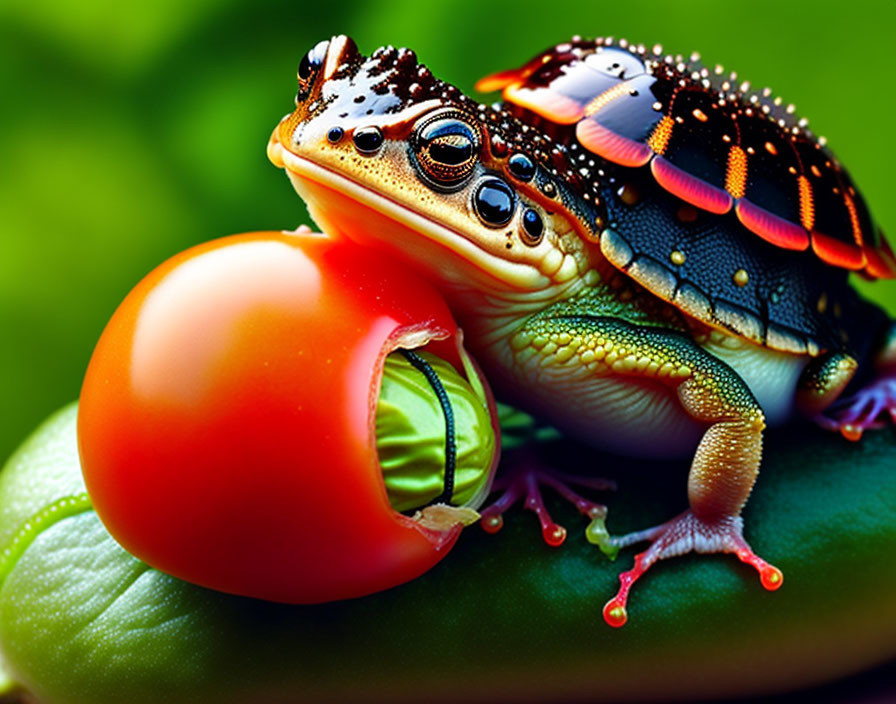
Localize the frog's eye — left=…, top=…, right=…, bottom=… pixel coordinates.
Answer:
left=297, top=40, right=329, bottom=96
left=411, top=114, right=480, bottom=190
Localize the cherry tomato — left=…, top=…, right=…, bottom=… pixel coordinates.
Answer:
left=78, top=229, right=497, bottom=603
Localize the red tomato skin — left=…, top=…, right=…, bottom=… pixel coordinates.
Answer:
left=78, top=230, right=471, bottom=603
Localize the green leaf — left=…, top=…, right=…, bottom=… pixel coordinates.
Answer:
left=2, top=403, right=896, bottom=703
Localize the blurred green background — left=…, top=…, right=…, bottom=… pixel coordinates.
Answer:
left=2, top=0, right=895, bottom=461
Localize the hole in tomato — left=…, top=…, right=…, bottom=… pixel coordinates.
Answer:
left=375, top=346, right=497, bottom=515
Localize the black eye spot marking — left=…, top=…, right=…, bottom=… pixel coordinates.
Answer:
left=298, top=40, right=329, bottom=81
left=353, top=126, right=384, bottom=154
left=327, top=127, right=344, bottom=143
left=298, top=54, right=316, bottom=81
left=474, top=179, right=515, bottom=226
left=521, top=208, right=544, bottom=245
left=508, top=153, right=535, bottom=182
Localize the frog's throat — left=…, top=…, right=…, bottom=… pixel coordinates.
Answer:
left=269, top=140, right=553, bottom=293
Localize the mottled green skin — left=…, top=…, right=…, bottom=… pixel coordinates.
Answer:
left=466, top=262, right=783, bottom=458
left=528, top=279, right=689, bottom=332
left=517, top=304, right=745, bottom=397
left=3, top=404, right=896, bottom=703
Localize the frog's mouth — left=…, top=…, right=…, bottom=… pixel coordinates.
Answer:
left=268, top=138, right=553, bottom=293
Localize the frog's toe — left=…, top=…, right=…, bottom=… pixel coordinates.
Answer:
left=480, top=456, right=613, bottom=549
left=818, top=375, right=896, bottom=441
left=604, top=510, right=782, bottom=628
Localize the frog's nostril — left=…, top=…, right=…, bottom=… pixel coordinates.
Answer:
left=353, top=126, right=384, bottom=154
left=521, top=208, right=544, bottom=245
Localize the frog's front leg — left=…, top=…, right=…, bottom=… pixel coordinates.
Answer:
left=807, top=321, right=896, bottom=440
left=481, top=403, right=615, bottom=548
left=480, top=449, right=615, bottom=548
left=513, top=314, right=782, bottom=627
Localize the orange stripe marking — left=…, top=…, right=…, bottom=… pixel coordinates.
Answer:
left=798, top=175, right=815, bottom=232
left=505, top=85, right=584, bottom=124
left=725, top=145, right=748, bottom=199
left=647, top=115, right=675, bottom=155
left=583, top=83, right=632, bottom=118
left=843, top=193, right=863, bottom=246
left=651, top=156, right=733, bottom=214
left=864, top=246, right=895, bottom=278
left=735, top=199, right=810, bottom=251
left=475, top=71, right=520, bottom=93
left=577, top=119, right=653, bottom=167
left=811, top=231, right=865, bottom=270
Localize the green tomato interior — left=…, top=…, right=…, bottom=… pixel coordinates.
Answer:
left=376, top=349, right=496, bottom=512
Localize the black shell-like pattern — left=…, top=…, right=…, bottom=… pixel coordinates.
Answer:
left=478, top=37, right=895, bottom=280
left=477, top=36, right=894, bottom=357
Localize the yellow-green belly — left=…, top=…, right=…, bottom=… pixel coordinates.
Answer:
left=489, top=324, right=808, bottom=460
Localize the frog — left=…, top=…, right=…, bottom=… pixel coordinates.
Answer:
left=266, top=35, right=896, bottom=626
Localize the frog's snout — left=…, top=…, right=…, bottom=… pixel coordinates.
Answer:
left=266, top=129, right=285, bottom=169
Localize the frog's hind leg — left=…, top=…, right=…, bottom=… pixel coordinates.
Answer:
left=544, top=318, right=783, bottom=628
left=507, top=313, right=782, bottom=626
left=808, top=323, right=896, bottom=440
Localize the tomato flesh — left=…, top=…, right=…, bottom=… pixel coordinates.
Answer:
left=78, top=230, right=483, bottom=603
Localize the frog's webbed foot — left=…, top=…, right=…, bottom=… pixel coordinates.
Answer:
left=800, top=329, right=896, bottom=440
left=604, top=510, right=783, bottom=628
left=815, top=375, right=896, bottom=441
left=480, top=454, right=615, bottom=550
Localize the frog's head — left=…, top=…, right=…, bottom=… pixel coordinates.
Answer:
left=268, top=36, right=606, bottom=295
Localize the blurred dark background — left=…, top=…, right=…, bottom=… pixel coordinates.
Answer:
left=2, top=0, right=895, bottom=460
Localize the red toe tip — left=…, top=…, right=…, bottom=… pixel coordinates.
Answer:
left=760, top=566, right=784, bottom=591
left=603, top=599, right=628, bottom=628
left=840, top=424, right=863, bottom=442
left=481, top=514, right=504, bottom=534
left=542, top=523, right=567, bottom=547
